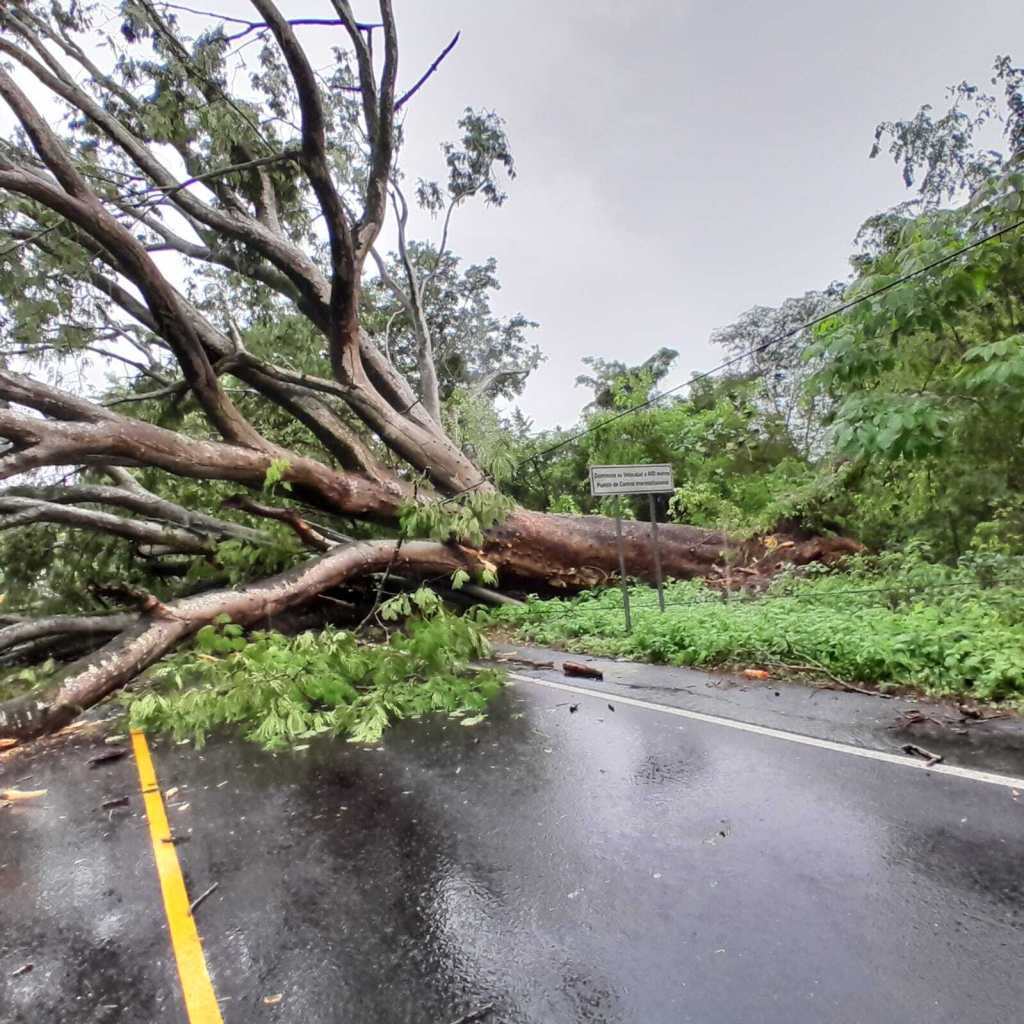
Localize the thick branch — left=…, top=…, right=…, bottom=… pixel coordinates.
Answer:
left=0, top=375, right=407, bottom=520
left=0, top=614, right=136, bottom=656
left=0, top=30, right=331, bottom=316
left=0, top=75, right=268, bottom=448
left=0, top=496, right=214, bottom=554
left=3, top=475, right=270, bottom=545
left=249, top=0, right=358, bottom=379
left=0, top=538, right=480, bottom=739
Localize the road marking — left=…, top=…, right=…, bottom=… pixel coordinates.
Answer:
left=131, top=731, right=223, bottom=1024
left=507, top=673, right=1024, bottom=791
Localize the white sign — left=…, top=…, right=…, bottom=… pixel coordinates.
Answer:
left=589, top=463, right=675, bottom=496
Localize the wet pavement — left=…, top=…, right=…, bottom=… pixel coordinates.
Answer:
left=2, top=657, right=1024, bottom=1023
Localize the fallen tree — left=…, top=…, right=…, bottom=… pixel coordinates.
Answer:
left=0, top=1, right=856, bottom=740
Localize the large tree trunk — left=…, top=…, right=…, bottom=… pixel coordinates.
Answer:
left=484, top=510, right=860, bottom=588
left=0, top=512, right=858, bottom=743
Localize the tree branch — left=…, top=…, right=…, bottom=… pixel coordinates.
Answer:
left=3, top=475, right=270, bottom=545
left=221, top=494, right=334, bottom=551
left=0, top=497, right=214, bottom=554
left=249, top=0, right=358, bottom=380
left=0, top=614, right=137, bottom=656
left=395, top=32, right=460, bottom=111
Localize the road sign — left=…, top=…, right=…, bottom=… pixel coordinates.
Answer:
left=588, top=464, right=674, bottom=630
left=589, top=463, right=675, bottom=497
left=589, top=464, right=675, bottom=495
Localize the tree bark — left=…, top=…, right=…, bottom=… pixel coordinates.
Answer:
left=482, top=510, right=861, bottom=588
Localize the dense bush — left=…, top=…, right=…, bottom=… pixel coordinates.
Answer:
left=492, top=553, right=1024, bottom=702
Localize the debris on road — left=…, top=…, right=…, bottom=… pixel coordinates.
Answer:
left=742, top=669, right=771, bottom=680
left=100, top=796, right=130, bottom=810
left=563, top=661, right=603, bottom=680
left=495, top=653, right=555, bottom=669
left=447, top=1005, right=494, bottom=1024
left=87, top=749, right=128, bottom=768
left=608, top=703, right=615, bottom=712
left=188, top=881, right=219, bottom=915
left=1, top=787, right=48, bottom=801
left=897, top=709, right=945, bottom=728
left=10, top=964, right=33, bottom=978
left=901, top=743, right=944, bottom=767
left=263, top=993, right=283, bottom=1006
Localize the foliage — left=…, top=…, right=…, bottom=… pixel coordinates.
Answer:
left=512, top=361, right=816, bottom=534
left=363, top=244, right=541, bottom=402
left=125, top=602, right=502, bottom=749
left=492, top=551, right=1024, bottom=701
left=869, top=55, right=1024, bottom=206
left=399, top=490, right=514, bottom=553
left=575, top=347, right=677, bottom=411
left=709, top=286, right=844, bottom=456
left=0, top=659, right=54, bottom=703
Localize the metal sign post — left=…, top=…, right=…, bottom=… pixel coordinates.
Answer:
left=613, top=505, right=632, bottom=634
left=589, top=464, right=675, bottom=632
left=648, top=493, right=665, bottom=612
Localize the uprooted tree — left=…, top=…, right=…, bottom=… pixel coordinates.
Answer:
left=0, top=1, right=857, bottom=741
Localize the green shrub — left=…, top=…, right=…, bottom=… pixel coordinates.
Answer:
left=492, top=553, right=1024, bottom=702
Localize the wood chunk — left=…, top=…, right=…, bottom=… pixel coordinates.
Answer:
left=562, top=661, right=603, bottom=680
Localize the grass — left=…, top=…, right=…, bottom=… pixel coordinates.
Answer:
left=490, top=555, right=1024, bottom=703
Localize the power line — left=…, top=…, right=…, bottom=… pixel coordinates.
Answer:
left=445, top=214, right=1024, bottom=505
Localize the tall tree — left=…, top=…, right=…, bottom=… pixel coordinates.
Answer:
left=806, top=54, right=1024, bottom=554
left=0, top=1, right=849, bottom=740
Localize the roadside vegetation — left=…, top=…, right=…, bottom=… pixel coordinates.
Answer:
left=493, top=551, right=1024, bottom=703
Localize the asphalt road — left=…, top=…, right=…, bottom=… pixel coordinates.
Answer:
left=2, top=654, right=1023, bottom=1024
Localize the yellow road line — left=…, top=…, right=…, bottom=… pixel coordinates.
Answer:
left=131, top=730, right=223, bottom=1024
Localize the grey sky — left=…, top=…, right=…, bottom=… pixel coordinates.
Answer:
left=6, top=1, right=1023, bottom=429
left=382, top=0, right=1024, bottom=428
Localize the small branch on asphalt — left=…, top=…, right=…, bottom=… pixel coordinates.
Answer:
left=188, top=881, right=219, bottom=915
left=87, top=748, right=129, bottom=768
left=494, top=654, right=555, bottom=669
left=768, top=659, right=893, bottom=699
left=100, top=796, right=130, bottom=809
left=446, top=1006, right=494, bottom=1024
left=901, top=743, right=944, bottom=767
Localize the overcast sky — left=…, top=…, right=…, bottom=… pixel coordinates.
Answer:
left=7, top=1, right=1024, bottom=429
left=380, top=0, right=1024, bottom=428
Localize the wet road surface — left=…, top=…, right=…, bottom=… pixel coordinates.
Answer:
left=2, top=661, right=1024, bottom=1023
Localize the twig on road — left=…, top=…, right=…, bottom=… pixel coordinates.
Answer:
left=188, top=882, right=219, bottom=915
left=88, top=748, right=129, bottom=767
left=768, top=659, right=892, bottom=699
left=447, top=1005, right=494, bottom=1024
left=901, top=743, right=944, bottom=767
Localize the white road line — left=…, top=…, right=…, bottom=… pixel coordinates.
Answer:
left=506, top=672, right=1024, bottom=792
